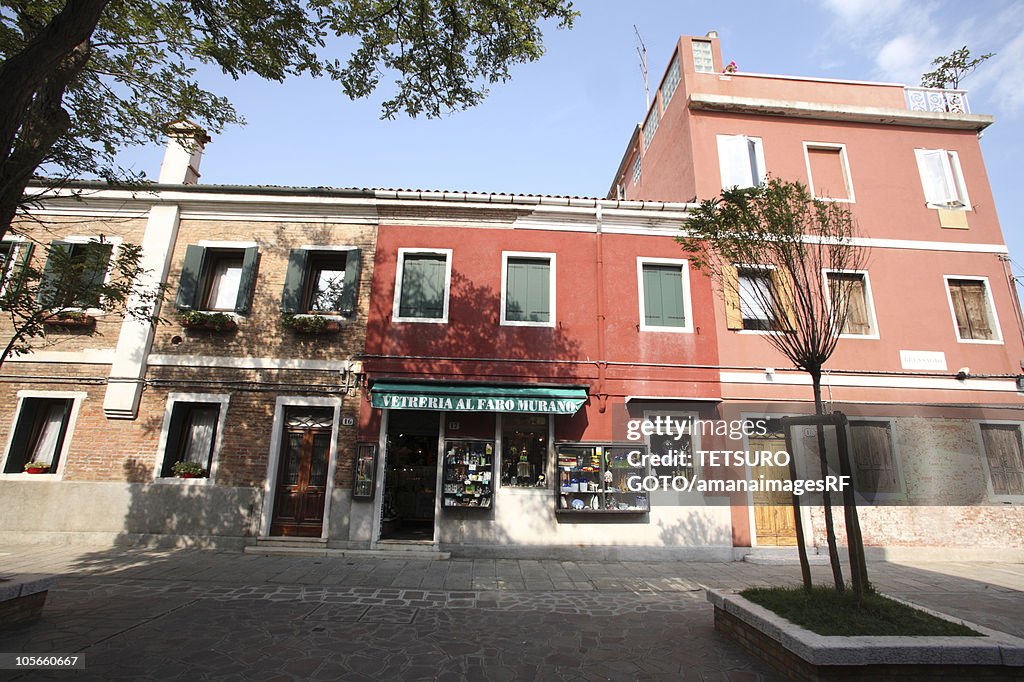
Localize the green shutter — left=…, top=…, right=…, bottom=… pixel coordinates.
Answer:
left=234, top=246, right=260, bottom=314
left=643, top=265, right=685, bottom=327
left=175, top=245, right=207, bottom=311
left=399, top=254, right=446, bottom=319
left=280, top=248, right=309, bottom=314
left=340, top=248, right=361, bottom=316
left=36, top=241, right=73, bottom=307
left=5, top=241, right=34, bottom=302
left=79, top=242, right=113, bottom=308
left=506, top=258, right=550, bottom=322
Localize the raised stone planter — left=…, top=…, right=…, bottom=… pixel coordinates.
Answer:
left=707, top=588, right=1024, bottom=681
left=0, top=574, right=57, bottom=629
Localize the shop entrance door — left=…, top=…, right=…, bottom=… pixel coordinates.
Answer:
left=750, top=435, right=797, bottom=546
left=270, top=407, right=333, bottom=537
left=380, top=410, right=438, bottom=541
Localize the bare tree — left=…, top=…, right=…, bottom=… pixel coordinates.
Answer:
left=679, top=177, right=870, bottom=591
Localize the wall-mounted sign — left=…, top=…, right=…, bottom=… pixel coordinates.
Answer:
left=899, top=350, right=947, bottom=371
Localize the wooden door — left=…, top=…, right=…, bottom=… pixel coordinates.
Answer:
left=750, top=436, right=798, bottom=546
left=271, top=409, right=333, bottom=537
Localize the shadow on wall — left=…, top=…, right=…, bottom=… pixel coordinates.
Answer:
left=370, top=266, right=587, bottom=380
left=104, top=459, right=262, bottom=550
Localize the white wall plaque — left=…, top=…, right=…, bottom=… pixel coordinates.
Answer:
left=900, top=350, right=947, bottom=371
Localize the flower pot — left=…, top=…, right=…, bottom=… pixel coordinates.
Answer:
left=25, top=467, right=50, bottom=474
left=43, top=315, right=96, bottom=331
left=177, top=473, right=199, bottom=479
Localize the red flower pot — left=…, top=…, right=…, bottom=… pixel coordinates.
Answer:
left=178, top=473, right=198, bottom=479
left=25, top=467, right=50, bottom=474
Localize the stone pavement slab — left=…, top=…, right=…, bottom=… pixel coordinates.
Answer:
left=0, top=543, right=1022, bottom=680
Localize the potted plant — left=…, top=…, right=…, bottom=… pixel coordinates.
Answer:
left=42, top=311, right=96, bottom=330
left=178, top=310, right=237, bottom=332
left=281, top=314, right=341, bottom=335
left=23, top=461, right=51, bottom=474
left=171, top=461, right=207, bottom=478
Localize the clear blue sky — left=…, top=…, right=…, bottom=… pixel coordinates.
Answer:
left=121, top=1, right=1024, bottom=276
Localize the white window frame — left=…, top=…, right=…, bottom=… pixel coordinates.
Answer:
left=943, top=275, right=1003, bottom=345
left=803, top=142, right=855, bottom=203
left=259, top=396, right=342, bottom=540
left=845, top=416, right=907, bottom=503
left=153, top=392, right=231, bottom=484
left=914, top=148, right=971, bottom=210
left=636, top=257, right=694, bottom=333
left=717, top=135, right=766, bottom=190
left=975, top=420, right=1024, bottom=503
left=821, top=269, right=879, bottom=340
left=392, top=248, right=453, bottom=324
left=0, top=390, right=86, bottom=481
left=500, top=251, right=556, bottom=328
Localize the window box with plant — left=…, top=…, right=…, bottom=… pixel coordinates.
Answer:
left=281, top=314, right=342, bottom=335
left=178, top=310, right=237, bottom=333
left=23, top=461, right=52, bottom=474
left=42, top=311, right=96, bottom=330
left=171, top=460, right=207, bottom=479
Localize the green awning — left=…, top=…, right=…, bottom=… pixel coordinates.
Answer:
left=370, top=382, right=588, bottom=414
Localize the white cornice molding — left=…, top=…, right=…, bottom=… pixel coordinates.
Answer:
left=688, top=92, right=994, bottom=131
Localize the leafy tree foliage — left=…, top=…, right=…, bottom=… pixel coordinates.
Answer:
left=0, top=0, right=578, bottom=235
left=921, top=45, right=994, bottom=89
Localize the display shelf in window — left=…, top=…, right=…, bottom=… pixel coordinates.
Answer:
left=442, top=439, right=494, bottom=509
left=556, top=444, right=649, bottom=514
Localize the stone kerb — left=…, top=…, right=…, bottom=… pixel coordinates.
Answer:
left=706, top=588, right=1024, bottom=668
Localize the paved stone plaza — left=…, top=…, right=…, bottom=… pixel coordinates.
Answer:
left=1, top=544, right=1023, bottom=680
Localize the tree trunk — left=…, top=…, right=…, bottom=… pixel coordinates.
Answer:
left=0, top=0, right=110, bottom=238
left=811, top=368, right=845, bottom=591
left=788, top=444, right=813, bottom=590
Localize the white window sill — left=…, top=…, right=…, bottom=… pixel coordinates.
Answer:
left=153, top=477, right=214, bottom=486
left=500, top=320, right=555, bottom=328
left=737, top=329, right=785, bottom=336
left=640, top=325, right=694, bottom=334
left=292, top=313, right=348, bottom=322
left=926, top=203, right=971, bottom=211
left=0, top=473, right=63, bottom=481
left=392, top=316, right=448, bottom=324
left=838, top=333, right=880, bottom=340
left=813, top=196, right=855, bottom=204
left=955, top=338, right=1004, bottom=345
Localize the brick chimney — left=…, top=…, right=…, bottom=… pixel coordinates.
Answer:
left=158, top=120, right=210, bottom=184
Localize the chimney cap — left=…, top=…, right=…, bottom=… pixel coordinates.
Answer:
left=164, top=119, right=211, bottom=144
left=705, top=30, right=718, bottom=38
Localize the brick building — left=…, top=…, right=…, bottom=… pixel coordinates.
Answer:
left=2, top=33, right=1023, bottom=560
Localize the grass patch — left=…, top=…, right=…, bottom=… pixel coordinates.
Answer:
left=740, top=586, right=981, bottom=637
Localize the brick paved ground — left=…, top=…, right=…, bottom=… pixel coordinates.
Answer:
left=0, top=544, right=1022, bottom=680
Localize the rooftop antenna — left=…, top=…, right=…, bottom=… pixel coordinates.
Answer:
left=634, top=25, right=649, bottom=111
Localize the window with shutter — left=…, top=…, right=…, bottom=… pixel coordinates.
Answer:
left=175, top=245, right=260, bottom=314
left=849, top=421, right=901, bottom=495
left=827, top=272, right=874, bottom=336
left=717, top=135, right=765, bottom=190
left=502, top=254, right=554, bottom=326
left=37, top=240, right=113, bottom=309
left=279, top=248, right=358, bottom=316
left=915, top=148, right=970, bottom=209
left=980, top=424, right=1024, bottom=497
left=946, top=278, right=998, bottom=342
left=737, top=267, right=775, bottom=331
left=638, top=259, right=692, bottom=332
left=394, top=249, right=451, bottom=322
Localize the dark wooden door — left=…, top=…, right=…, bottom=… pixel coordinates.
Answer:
left=271, top=426, right=331, bottom=537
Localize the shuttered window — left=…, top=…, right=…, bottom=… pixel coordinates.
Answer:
left=849, top=421, right=900, bottom=495
left=717, top=135, right=765, bottom=190
left=281, top=248, right=360, bottom=316
left=175, top=245, right=260, bottom=314
left=160, top=402, right=221, bottom=478
left=915, top=149, right=970, bottom=209
left=641, top=264, right=686, bottom=328
left=828, top=272, right=873, bottom=335
left=504, top=256, right=552, bottom=324
left=947, top=278, right=996, bottom=341
left=980, top=424, right=1024, bottom=496
left=397, top=252, right=449, bottom=321
left=37, top=240, right=113, bottom=309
